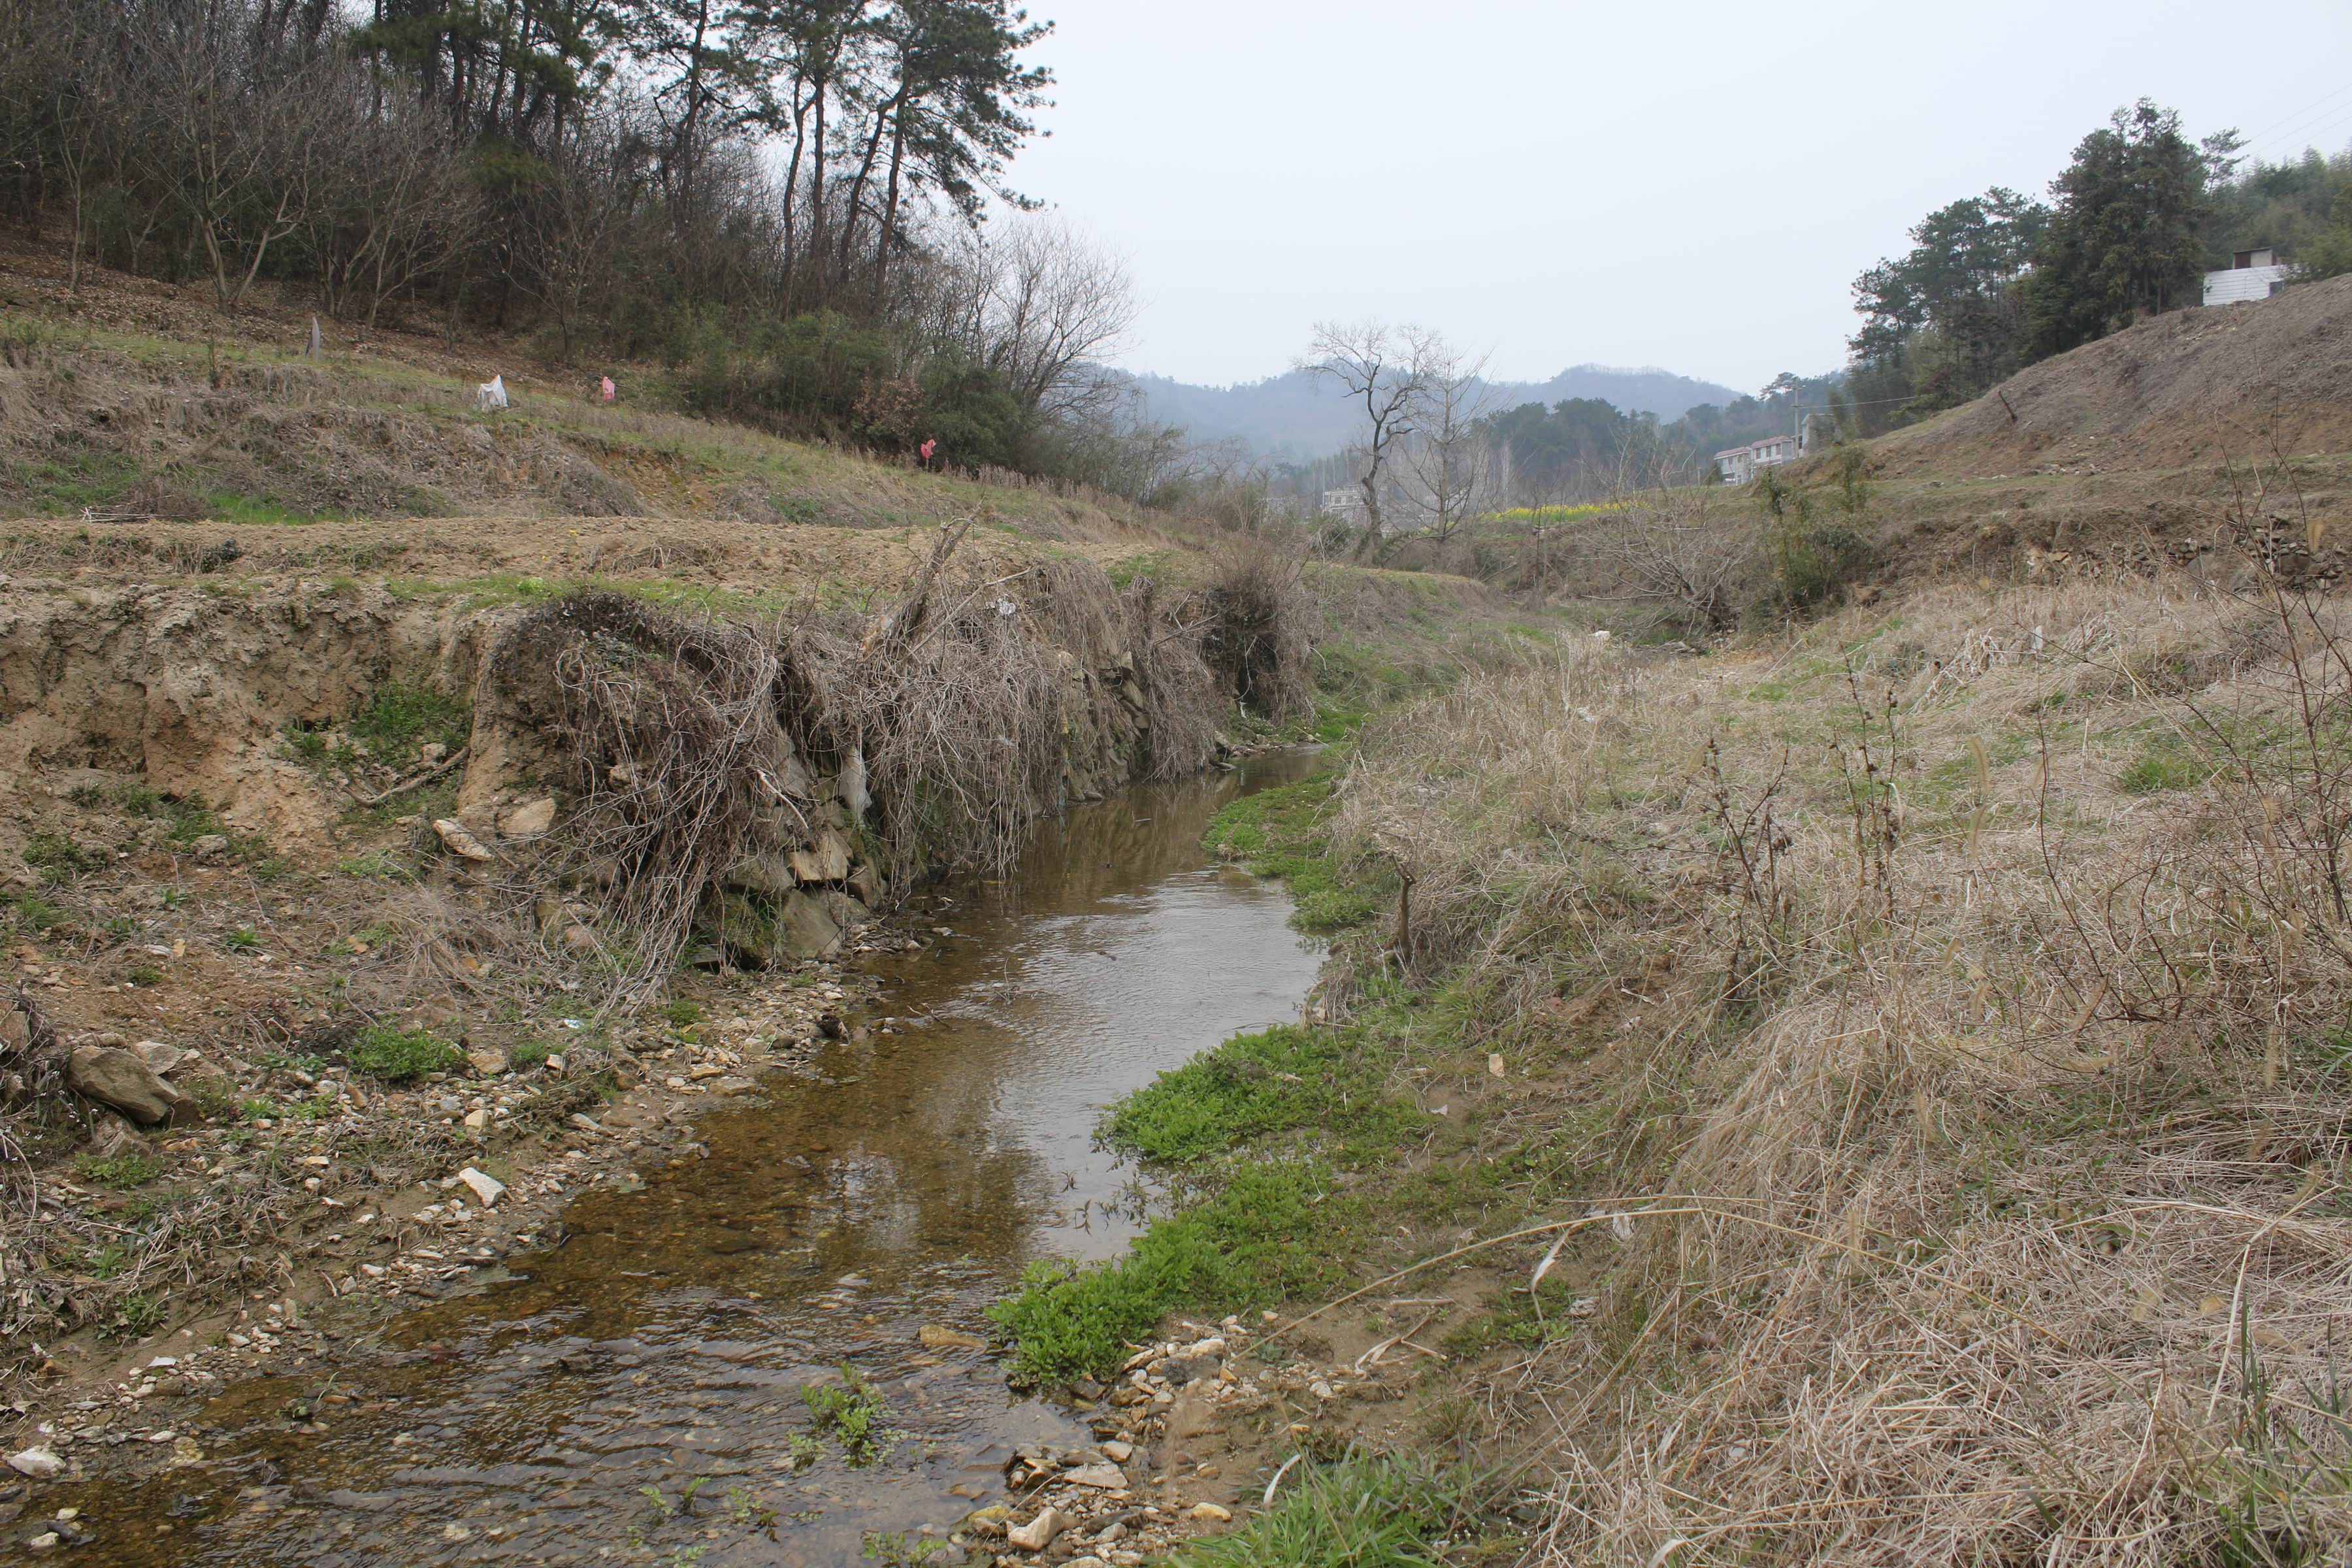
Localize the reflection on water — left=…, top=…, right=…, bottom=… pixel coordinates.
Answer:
left=71, top=751, right=1325, bottom=1567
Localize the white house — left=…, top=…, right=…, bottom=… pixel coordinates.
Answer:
left=1714, top=433, right=1799, bottom=485
left=2204, top=246, right=2291, bottom=306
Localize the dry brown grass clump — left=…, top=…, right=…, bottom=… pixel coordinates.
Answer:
left=1325, top=538, right=2352, bottom=1563
left=1203, top=533, right=1316, bottom=723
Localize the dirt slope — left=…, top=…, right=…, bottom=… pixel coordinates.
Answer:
left=1876, top=272, right=2352, bottom=480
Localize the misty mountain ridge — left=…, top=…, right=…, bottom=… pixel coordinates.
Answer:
left=1120, top=363, right=1750, bottom=463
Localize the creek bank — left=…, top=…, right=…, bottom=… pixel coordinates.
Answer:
left=5, top=750, right=1335, bottom=1564
left=0, top=517, right=1314, bottom=1417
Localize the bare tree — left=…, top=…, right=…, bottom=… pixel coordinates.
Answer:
left=309, top=93, right=480, bottom=327
left=1394, top=341, right=1497, bottom=542
left=975, top=216, right=1137, bottom=428
left=123, top=3, right=342, bottom=312
left=1301, top=320, right=1437, bottom=549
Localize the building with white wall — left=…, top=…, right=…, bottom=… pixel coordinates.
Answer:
left=1714, top=433, right=1799, bottom=485
left=2204, top=247, right=2291, bottom=306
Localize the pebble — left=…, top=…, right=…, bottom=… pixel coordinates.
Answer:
left=1188, top=1502, right=1232, bottom=1522
left=6, top=1447, right=63, bottom=1479
left=457, top=1168, right=506, bottom=1208
left=1006, top=1507, right=1068, bottom=1551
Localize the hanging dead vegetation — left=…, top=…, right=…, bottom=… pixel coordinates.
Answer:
left=1203, top=534, right=1316, bottom=723
left=442, top=521, right=1318, bottom=998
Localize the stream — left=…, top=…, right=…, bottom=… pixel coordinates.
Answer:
left=59, top=750, right=1325, bottom=1566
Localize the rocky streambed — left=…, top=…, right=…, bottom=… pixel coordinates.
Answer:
left=5, top=749, right=1327, bottom=1565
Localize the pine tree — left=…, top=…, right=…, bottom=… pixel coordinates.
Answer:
left=2021, top=100, right=2210, bottom=359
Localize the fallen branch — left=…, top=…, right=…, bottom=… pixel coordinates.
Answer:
left=353, top=745, right=470, bottom=808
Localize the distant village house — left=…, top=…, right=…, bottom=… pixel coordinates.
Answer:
left=2203, top=247, right=2291, bottom=306
left=1713, top=433, right=1797, bottom=486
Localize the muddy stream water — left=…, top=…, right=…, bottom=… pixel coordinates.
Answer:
left=64, top=751, right=1325, bottom=1567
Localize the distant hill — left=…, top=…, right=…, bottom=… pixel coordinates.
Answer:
left=1124, top=365, right=1750, bottom=464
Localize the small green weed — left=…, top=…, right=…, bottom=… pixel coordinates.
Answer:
left=345, top=683, right=471, bottom=766
left=125, top=966, right=164, bottom=986
left=862, top=1531, right=953, bottom=1566
left=108, top=1292, right=166, bottom=1339
left=661, top=999, right=704, bottom=1027
left=11, top=892, right=71, bottom=932
left=802, top=1365, right=895, bottom=1466
left=225, top=927, right=263, bottom=951
left=347, top=1024, right=464, bottom=1084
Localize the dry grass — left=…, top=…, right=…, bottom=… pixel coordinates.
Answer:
left=1320, top=539, right=2352, bottom=1562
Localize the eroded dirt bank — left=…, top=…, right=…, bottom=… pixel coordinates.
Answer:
left=0, top=509, right=1312, bottom=1452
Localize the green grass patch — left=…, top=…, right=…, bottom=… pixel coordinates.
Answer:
left=1170, top=1451, right=1489, bottom=1568
left=987, top=1160, right=1361, bottom=1383
left=346, top=682, right=470, bottom=767
left=25, top=832, right=108, bottom=881
left=76, top=1151, right=163, bottom=1188
left=346, top=1024, right=464, bottom=1084
left=1205, top=775, right=1389, bottom=934
left=2119, top=734, right=2207, bottom=796
left=1102, top=1024, right=1422, bottom=1169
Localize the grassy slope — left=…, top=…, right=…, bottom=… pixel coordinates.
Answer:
left=994, top=566, right=2352, bottom=1565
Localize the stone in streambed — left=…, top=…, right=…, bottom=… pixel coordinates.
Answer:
left=1062, top=1463, right=1129, bottom=1490
left=7, top=1447, right=63, bottom=1478
left=1006, top=1507, right=1068, bottom=1551
left=918, top=1324, right=987, bottom=1350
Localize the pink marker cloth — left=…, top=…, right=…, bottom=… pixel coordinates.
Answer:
left=600, top=376, right=616, bottom=402
left=920, top=438, right=936, bottom=461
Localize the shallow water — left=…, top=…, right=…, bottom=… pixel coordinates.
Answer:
left=61, top=751, right=1324, bottom=1566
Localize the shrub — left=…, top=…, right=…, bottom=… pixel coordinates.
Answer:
left=1757, top=465, right=1871, bottom=612
left=347, top=1025, right=464, bottom=1083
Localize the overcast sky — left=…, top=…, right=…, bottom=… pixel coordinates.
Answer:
left=1004, top=0, right=2352, bottom=393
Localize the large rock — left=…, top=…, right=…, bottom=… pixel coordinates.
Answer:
left=787, top=828, right=853, bottom=885
left=497, top=796, right=558, bottom=841
left=816, top=890, right=872, bottom=932
left=715, top=890, right=841, bottom=968
left=66, top=1045, right=184, bottom=1126
left=723, top=851, right=799, bottom=900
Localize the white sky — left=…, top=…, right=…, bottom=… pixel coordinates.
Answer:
left=1005, top=0, right=2352, bottom=393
